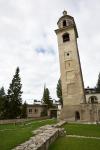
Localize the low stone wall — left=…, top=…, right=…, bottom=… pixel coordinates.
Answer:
left=12, top=121, right=66, bottom=150
left=0, top=117, right=49, bottom=125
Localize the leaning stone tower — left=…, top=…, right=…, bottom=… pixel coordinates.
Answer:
left=55, top=11, right=86, bottom=120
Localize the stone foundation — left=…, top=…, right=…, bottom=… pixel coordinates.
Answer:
left=60, top=104, right=100, bottom=122
left=60, top=105, right=81, bottom=121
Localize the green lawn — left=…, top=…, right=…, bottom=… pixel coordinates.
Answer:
left=49, top=136, right=100, bottom=150
left=49, top=123, right=100, bottom=150
left=64, top=123, right=100, bottom=137
left=0, top=119, right=57, bottom=150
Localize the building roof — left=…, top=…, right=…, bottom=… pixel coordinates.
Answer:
left=27, top=104, right=47, bottom=107
left=85, top=88, right=100, bottom=94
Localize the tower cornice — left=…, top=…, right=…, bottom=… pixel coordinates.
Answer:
left=55, top=24, right=78, bottom=38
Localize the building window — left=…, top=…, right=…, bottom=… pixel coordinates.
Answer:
left=29, top=109, right=32, bottom=114
left=34, top=108, right=38, bottom=114
left=88, top=96, right=98, bottom=104
left=63, top=20, right=66, bottom=27
left=62, top=33, right=70, bottom=42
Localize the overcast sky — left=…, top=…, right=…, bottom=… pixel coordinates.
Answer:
left=0, top=0, right=100, bottom=103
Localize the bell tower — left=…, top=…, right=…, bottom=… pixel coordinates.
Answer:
left=55, top=11, right=86, bottom=120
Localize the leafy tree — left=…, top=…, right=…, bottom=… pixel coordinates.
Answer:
left=96, top=73, right=100, bottom=92
left=21, top=101, right=27, bottom=118
left=41, top=109, right=47, bottom=117
left=7, top=67, right=23, bottom=119
left=42, top=85, right=53, bottom=108
left=56, top=78, right=63, bottom=107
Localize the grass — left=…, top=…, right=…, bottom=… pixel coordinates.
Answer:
left=0, top=119, right=57, bottom=150
left=63, top=123, right=100, bottom=137
left=49, top=123, right=100, bottom=150
left=49, top=136, right=100, bottom=150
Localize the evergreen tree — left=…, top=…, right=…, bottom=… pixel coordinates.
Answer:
left=42, top=86, right=53, bottom=108
left=56, top=78, right=63, bottom=107
left=7, top=67, right=23, bottom=119
left=0, top=87, right=5, bottom=117
left=0, top=96, right=9, bottom=119
left=0, top=87, right=8, bottom=119
left=96, top=73, right=100, bottom=92
left=21, top=101, right=27, bottom=118
left=0, top=87, right=5, bottom=96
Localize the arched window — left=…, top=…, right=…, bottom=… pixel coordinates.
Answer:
left=63, top=20, right=66, bottom=27
left=75, top=111, right=80, bottom=120
left=88, top=96, right=98, bottom=104
left=62, top=33, right=70, bottom=42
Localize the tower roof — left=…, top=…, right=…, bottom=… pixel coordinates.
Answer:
left=56, top=10, right=78, bottom=38
left=57, top=10, right=74, bottom=25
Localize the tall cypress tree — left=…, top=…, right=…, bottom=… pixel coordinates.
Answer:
left=96, top=73, right=100, bottom=93
left=7, top=67, right=23, bottom=119
left=42, top=85, right=53, bottom=108
left=56, top=78, right=63, bottom=107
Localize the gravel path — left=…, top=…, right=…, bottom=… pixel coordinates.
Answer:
left=66, top=135, right=100, bottom=140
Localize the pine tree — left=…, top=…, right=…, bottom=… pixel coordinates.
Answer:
left=42, top=86, right=53, bottom=108
left=1, top=96, right=9, bottom=119
left=56, top=79, right=63, bottom=107
left=0, top=87, right=5, bottom=117
left=0, top=87, right=5, bottom=96
left=96, top=73, right=100, bottom=93
left=0, top=87, right=8, bottom=119
left=7, top=67, right=23, bottom=119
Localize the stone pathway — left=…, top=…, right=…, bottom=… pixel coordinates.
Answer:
left=66, top=135, right=100, bottom=140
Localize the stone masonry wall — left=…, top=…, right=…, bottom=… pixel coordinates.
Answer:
left=12, top=121, right=66, bottom=150
left=0, top=117, right=49, bottom=125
